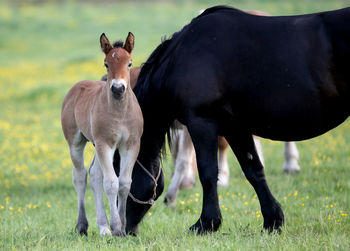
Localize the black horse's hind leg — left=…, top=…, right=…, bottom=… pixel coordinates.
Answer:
left=225, top=132, right=284, bottom=232
left=186, top=117, right=222, bottom=234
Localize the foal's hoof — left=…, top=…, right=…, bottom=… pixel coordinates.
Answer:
left=76, top=222, right=89, bottom=236
left=112, top=229, right=126, bottom=237
left=100, top=227, right=112, bottom=236
left=164, top=196, right=176, bottom=208
left=189, top=217, right=221, bottom=235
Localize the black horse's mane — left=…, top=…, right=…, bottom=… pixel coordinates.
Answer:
left=133, top=5, right=242, bottom=102
left=133, top=6, right=243, bottom=158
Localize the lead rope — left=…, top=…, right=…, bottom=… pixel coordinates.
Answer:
left=128, top=159, right=161, bottom=206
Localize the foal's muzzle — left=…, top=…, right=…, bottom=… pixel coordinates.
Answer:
left=111, top=83, right=126, bottom=98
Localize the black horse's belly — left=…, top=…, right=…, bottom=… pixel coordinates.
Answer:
left=247, top=98, right=349, bottom=141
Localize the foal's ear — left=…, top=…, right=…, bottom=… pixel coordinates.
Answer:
left=100, top=33, right=113, bottom=55
left=124, top=32, right=135, bottom=54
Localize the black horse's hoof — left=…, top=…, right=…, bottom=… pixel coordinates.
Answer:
left=76, top=222, right=89, bottom=236
left=189, top=217, right=221, bottom=235
left=262, top=205, right=284, bottom=234
left=263, top=218, right=284, bottom=234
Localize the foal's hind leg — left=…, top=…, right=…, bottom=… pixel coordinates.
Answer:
left=69, top=132, right=89, bottom=235
left=89, top=154, right=111, bottom=236
left=186, top=117, right=221, bottom=234
left=225, top=132, right=284, bottom=232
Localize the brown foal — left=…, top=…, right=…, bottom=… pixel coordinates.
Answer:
left=61, top=33, right=143, bottom=236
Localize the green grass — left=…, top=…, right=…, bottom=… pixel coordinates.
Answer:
left=0, top=0, right=349, bottom=250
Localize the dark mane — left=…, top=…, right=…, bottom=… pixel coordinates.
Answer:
left=133, top=5, right=243, bottom=102
left=113, top=40, right=124, bottom=48
left=133, top=36, right=177, bottom=103
left=133, top=5, right=245, bottom=156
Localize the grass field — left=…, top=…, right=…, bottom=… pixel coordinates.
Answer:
left=0, top=0, right=349, bottom=250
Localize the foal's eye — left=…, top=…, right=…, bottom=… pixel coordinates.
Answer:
left=128, top=62, right=132, bottom=68
left=104, top=63, right=109, bottom=69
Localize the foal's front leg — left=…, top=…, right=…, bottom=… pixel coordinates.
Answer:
left=118, top=142, right=140, bottom=232
left=95, top=142, right=123, bottom=236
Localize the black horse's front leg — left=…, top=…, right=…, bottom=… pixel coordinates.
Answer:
left=226, top=132, right=284, bottom=233
left=187, top=117, right=222, bottom=234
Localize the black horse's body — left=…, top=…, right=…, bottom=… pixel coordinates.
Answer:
left=122, top=6, right=350, bottom=234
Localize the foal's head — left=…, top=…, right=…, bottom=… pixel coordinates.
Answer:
left=100, top=32, right=134, bottom=100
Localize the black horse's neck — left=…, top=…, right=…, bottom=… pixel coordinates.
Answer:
left=136, top=91, right=174, bottom=172
left=125, top=89, right=172, bottom=235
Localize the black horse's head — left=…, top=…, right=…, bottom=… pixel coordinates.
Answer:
left=125, top=158, right=164, bottom=234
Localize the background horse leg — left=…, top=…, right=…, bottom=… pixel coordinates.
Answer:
left=187, top=117, right=221, bottom=234
left=68, top=133, right=89, bottom=235
left=95, top=143, right=123, bottom=236
left=283, top=142, right=300, bottom=173
left=179, top=155, right=196, bottom=189
left=165, top=127, right=195, bottom=207
left=217, top=137, right=229, bottom=187
left=179, top=127, right=196, bottom=189
left=225, top=132, right=284, bottom=232
left=253, top=136, right=265, bottom=165
left=118, top=143, right=140, bottom=233
left=89, top=154, right=111, bottom=236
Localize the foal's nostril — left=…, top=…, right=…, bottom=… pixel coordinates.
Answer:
left=111, top=84, right=125, bottom=95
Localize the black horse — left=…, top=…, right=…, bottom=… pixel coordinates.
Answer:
left=121, top=6, right=350, bottom=235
